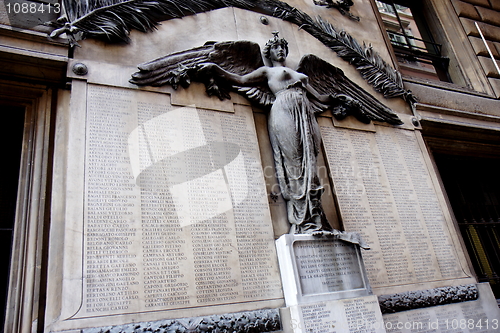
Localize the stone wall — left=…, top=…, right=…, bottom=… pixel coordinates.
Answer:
left=451, top=0, right=500, bottom=95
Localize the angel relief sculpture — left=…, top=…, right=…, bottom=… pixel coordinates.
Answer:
left=130, top=33, right=402, bottom=248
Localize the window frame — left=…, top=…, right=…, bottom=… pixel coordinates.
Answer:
left=374, top=0, right=452, bottom=82
left=371, top=0, right=495, bottom=95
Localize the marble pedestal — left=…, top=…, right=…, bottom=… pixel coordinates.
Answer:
left=276, top=234, right=385, bottom=333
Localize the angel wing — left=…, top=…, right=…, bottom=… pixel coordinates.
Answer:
left=297, top=54, right=403, bottom=125
left=130, top=40, right=275, bottom=106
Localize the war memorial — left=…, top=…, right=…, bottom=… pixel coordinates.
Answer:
left=1, top=0, right=500, bottom=332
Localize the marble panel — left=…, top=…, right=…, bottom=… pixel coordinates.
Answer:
left=282, top=295, right=386, bottom=333
left=318, top=118, right=473, bottom=294
left=276, top=234, right=370, bottom=306
left=49, top=83, right=283, bottom=331
left=73, top=8, right=239, bottom=66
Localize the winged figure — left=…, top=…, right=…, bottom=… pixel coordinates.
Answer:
left=130, top=33, right=401, bottom=244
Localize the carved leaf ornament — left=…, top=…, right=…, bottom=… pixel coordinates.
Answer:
left=50, top=0, right=415, bottom=103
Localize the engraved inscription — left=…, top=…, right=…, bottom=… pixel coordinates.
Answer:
left=302, top=303, right=335, bottom=333
left=80, top=84, right=282, bottom=317
left=320, top=123, right=466, bottom=287
left=85, top=85, right=141, bottom=314
left=298, top=296, right=384, bottom=333
left=294, top=240, right=364, bottom=295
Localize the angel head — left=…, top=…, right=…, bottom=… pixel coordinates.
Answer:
left=264, top=32, right=289, bottom=63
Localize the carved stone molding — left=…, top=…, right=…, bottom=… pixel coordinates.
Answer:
left=378, top=284, right=479, bottom=314
left=82, top=309, right=281, bottom=333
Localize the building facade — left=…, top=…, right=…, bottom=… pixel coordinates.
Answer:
left=0, top=0, right=499, bottom=332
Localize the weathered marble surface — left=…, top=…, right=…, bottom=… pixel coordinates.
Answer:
left=282, top=295, right=386, bottom=333
left=318, top=117, right=475, bottom=295
left=47, top=82, right=284, bottom=331
left=276, top=234, right=370, bottom=306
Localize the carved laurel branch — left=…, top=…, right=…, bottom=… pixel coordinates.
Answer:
left=378, top=284, right=479, bottom=314
left=50, top=0, right=413, bottom=101
left=81, top=309, right=281, bottom=333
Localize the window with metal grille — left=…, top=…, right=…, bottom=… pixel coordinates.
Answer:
left=375, top=0, right=451, bottom=82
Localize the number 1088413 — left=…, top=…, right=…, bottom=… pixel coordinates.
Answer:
left=6, top=2, right=60, bottom=14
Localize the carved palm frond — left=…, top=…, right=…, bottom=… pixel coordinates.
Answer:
left=50, top=0, right=415, bottom=102
left=312, top=17, right=407, bottom=99
left=52, top=0, right=255, bottom=44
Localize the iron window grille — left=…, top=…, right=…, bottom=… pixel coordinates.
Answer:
left=376, top=0, right=451, bottom=82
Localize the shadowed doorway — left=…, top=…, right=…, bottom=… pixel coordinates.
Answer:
left=0, top=105, right=25, bottom=329
left=434, top=154, right=500, bottom=302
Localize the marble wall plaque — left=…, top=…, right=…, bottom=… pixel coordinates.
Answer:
left=294, top=239, right=365, bottom=295
left=319, top=119, right=470, bottom=290
left=63, top=83, right=282, bottom=322
left=276, top=234, right=370, bottom=306
left=284, top=295, right=386, bottom=333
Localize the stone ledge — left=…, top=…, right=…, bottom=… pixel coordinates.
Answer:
left=451, top=0, right=481, bottom=20
left=468, top=36, right=500, bottom=58
left=476, top=5, right=500, bottom=26
left=488, top=77, right=500, bottom=97
left=491, top=0, right=500, bottom=11
left=478, top=55, right=500, bottom=78
left=459, top=0, right=491, bottom=7
left=460, top=17, right=500, bottom=42
left=404, top=79, right=500, bottom=116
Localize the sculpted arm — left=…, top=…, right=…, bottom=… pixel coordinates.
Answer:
left=201, top=63, right=268, bottom=86
left=304, top=83, right=330, bottom=103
